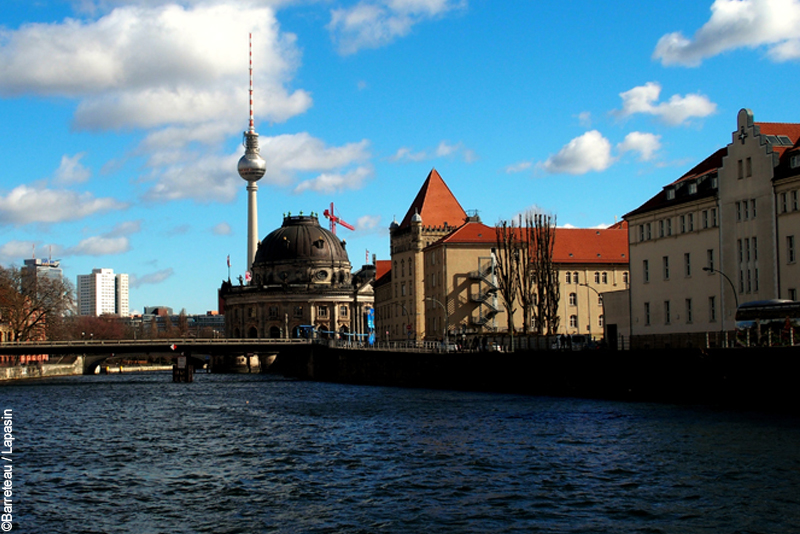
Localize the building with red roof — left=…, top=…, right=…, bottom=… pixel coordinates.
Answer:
left=624, top=109, right=800, bottom=347
left=376, top=168, right=630, bottom=343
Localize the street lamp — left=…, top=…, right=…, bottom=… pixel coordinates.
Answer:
left=425, top=297, right=449, bottom=347
left=579, top=283, right=604, bottom=341
left=703, top=266, right=738, bottom=347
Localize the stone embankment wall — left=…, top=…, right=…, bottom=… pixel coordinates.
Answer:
left=0, top=356, right=84, bottom=381
left=271, top=344, right=799, bottom=413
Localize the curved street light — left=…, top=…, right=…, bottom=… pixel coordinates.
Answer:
left=703, top=266, right=738, bottom=347
left=579, top=283, right=604, bottom=339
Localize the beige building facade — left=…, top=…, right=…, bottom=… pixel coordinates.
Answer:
left=625, top=109, right=800, bottom=346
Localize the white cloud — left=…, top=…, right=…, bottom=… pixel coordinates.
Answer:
left=355, top=214, right=383, bottom=232
left=540, top=131, right=614, bottom=175
left=576, top=111, right=592, bottom=127
left=0, top=241, right=39, bottom=265
left=654, top=0, right=800, bottom=66
left=293, top=166, right=374, bottom=194
left=212, top=222, right=233, bottom=236
left=129, top=268, right=174, bottom=288
left=504, top=161, right=532, bottom=174
left=107, top=220, right=142, bottom=237
left=327, top=0, right=467, bottom=55
left=615, top=82, right=716, bottom=125
left=389, top=140, right=475, bottom=163
left=53, top=153, right=91, bottom=184
left=65, top=235, right=130, bottom=256
left=617, top=132, right=662, bottom=162
left=0, top=185, right=127, bottom=225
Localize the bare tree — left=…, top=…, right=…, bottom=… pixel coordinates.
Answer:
left=495, top=219, right=520, bottom=334
left=532, top=213, right=560, bottom=335
left=516, top=212, right=535, bottom=334
left=178, top=309, right=189, bottom=337
left=0, top=265, right=74, bottom=341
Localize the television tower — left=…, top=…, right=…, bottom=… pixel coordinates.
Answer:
left=238, top=33, right=267, bottom=273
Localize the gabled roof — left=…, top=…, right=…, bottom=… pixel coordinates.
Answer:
left=431, top=221, right=629, bottom=265
left=399, top=169, right=467, bottom=229
left=624, top=148, right=726, bottom=219
left=373, top=260, right=392, bottom=288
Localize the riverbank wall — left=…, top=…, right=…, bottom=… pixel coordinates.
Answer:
left=0, top=356, right=84, bottom=381
left=271, top=344, right=799, bottom=412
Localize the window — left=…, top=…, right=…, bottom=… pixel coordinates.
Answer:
left=569, top=293, right=577, bottom=306
left=268, top=305, right=279, bottom=319
left=738, top=159, right=743, bottom=179
left=688, top=213, right=694, bottom=231
left=573, top=272, right=579, bottom=283
left=711, top=208, right=718, bottom=227
left=702, top=210, right=709, bottom=229
left=685, top=299, right=693, bottom=324
left=293, top=306, right=303, bottom=318
left=666, top=188, right=675, bottom=200
left=565, top=272, right=571, bottom=284
left=737, top=239, right=743, bottom=263
left=639, top=225, right=644, bottom=242
left=401, top=260, right=405, bottom=277
left=340, top=305, right=349, bottom=317
left=401, top=282, right=407, bottom=295
left=788, top=235, right=796, bottom=263
left=623, top=271, right=629, bottom=284
left=709, top=296, right=717, bottom=323
left=680, top=215, right=686, bottom=233
left=751, top=199, right=757, bottom=219
left=793, top=190, right=798, bottom=211
left=736, top=201, right=742, bottom=221
left=598, top=315, right=604, bottom=328
left=644, top=302, right=651, bottom=326
left=594, top=272, right=600, bottom=284
left=602, top=272, right=608, bottom=284
left=684, top=253, right=691, bottom=277
left=643, top=260, right=650, bottom=283
left=790, top=288, right=797, bottom=301
left=659, top=219, right=665, bottom=238
left=664, top=301, right=671, bottom=324
left=746, top=157, right=752, bottom=177
left=743, top=200, right=749, bottom=220
left=688, top=182, right=697, bottom=194
left=569, top=315, right=578, bottom=329
left=663, top=256, right=670, bottom=280
left=318, top=306, right=328, bottom=318
left=781, top=192, right=788, bottom=213
left=753, top=237, right=758, bottom=261
left=646, top=223, right=652, bottom=240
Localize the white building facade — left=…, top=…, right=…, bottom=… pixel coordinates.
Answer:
left=77, top=268, right=129, bottom=317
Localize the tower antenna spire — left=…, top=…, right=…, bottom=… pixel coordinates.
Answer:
left=238, top=32, right=267, bottom=275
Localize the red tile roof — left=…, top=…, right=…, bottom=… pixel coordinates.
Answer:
left=434, top=222, right=629, bottom=265
left=375, top=260, right=391, bottom=281
left=756, top=122, right=800, bottom=145
left=399, top=169, right=468, bottom=229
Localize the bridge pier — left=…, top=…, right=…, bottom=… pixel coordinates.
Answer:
left=172, top=352, right=194, bottom=383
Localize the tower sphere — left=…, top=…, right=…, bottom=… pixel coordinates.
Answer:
left=238, top=132, right=267, bottom=183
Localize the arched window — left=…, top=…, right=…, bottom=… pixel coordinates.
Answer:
left=573, top=271, right=579, bottom=283
left=602, top=272, right=608, bottom=284
left=565, top=272, right=571, bottom=284
left=569, top=293, right=577, bottom=306
left=569, top=315, right=578, bottom=328
left=269, top=326, right=281, bottom=338
left=598, top=315, right=604, bottom=327
left=594, top=272, right=600, bottom=283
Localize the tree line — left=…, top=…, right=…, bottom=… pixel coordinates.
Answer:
left=494, top=211, right=561, bottom=336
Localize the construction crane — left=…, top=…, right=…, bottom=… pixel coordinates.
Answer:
left=323, top=202, right=355, bottom=235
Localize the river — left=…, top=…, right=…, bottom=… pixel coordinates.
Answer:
left=2, top=372, right=799, bottom=533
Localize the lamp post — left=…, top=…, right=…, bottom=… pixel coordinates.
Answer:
left=703, top=266, right=738, bottom=347
left=400, top=303, right=412, bottom=341
left=579, top=283, right=604, bottom=341
left=425, top=297, right=448, bottom=348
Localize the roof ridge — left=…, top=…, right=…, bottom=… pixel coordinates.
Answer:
left=399, top=168, right=467, bottom=229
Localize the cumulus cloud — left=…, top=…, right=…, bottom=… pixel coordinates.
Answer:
left=107, top=220, right=142, bottom=237
left=293, top=166, right=374, bottom=194
left=328, top=0, right=467, bottom=55
left=53, top=153, right=91, bottom=184
left=390, top=140, right=476, bottom=163
left=539, top=131, right=614, bottom=175
left=129, top=268, right=175, bottom=288
left=0, top=240, right=40, bottom=265
left=617, top=132, right=662, bottom=162
left=614, top=82, right=716, bottom=125
left=355, top=214, right=383, bottom=232
left=654, top=0, right=800, bottom=66
left=0, top=185, right=127, bottom=225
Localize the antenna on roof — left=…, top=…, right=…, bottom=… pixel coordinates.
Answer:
left=248, top=32, right=255, bottom=133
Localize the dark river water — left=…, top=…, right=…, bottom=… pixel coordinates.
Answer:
left=1, top=372, right=799, bottom=533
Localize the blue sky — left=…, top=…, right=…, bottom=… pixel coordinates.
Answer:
left=1, top=0, right=799, bottom=314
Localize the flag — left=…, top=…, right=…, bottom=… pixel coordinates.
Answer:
left=227, top=255, right=230, bottom=268
left=245, top=271, right=252, bottom=282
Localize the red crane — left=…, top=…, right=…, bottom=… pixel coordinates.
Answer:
left=323, top=202, right=355, bottom=235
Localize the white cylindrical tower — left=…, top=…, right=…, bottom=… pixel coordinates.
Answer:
left=238, top=33, right=266, bottom=273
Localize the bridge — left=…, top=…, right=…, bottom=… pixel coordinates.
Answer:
left=0, top=338, right=311, bottom=374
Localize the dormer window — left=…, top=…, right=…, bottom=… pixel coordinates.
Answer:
left=666, top=188, right=675, bottom=200
left=688, top=182, right=697, bottom=194
left=791, top=154, right=800, bottom=169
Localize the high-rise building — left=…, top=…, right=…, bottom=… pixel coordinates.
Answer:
left=23, top=258, right=63, bottom=284
left=77, top=268, right=129, bottom=317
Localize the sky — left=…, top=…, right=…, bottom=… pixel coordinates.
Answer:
left=1, top=0, right=799, bottom=315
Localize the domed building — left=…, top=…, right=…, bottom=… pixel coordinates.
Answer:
left=219, top=213, right=376, bottom=340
